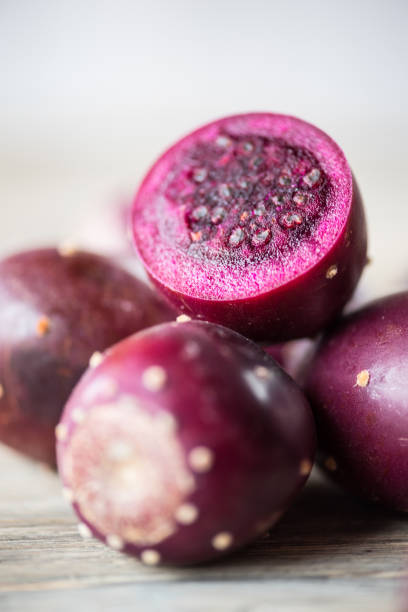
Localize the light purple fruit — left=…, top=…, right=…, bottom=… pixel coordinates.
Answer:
left=57, top=320, right=315, bottom=565
left=0, top=248, right=174, bottom=466
left=305, top=292, right=408, bottom=511
left=132, top=113, right=367, bottom=341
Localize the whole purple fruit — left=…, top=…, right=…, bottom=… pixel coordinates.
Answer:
left=57, top=320, right=316, bottom=565
left=0, top=248, right=174, bottom=466
left=132, top=112, right=367, bottom=341
left=305, top=291, right=408, bottom=511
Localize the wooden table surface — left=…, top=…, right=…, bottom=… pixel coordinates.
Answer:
left=0, top=444, right=407, bottom=612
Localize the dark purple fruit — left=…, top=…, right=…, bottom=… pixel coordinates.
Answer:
left=57, top=320, right=315, bottom=565
left=0, top=248, right=174, bottom=466
left=305, top=292, right=408, bottom=511
left=132, top=113, right=367, bottom=341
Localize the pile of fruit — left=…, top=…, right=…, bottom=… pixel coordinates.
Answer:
left=1, top=113, right=406, bottom=567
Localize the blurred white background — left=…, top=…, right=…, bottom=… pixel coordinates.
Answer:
left=1, top=0, right=407, bottom=298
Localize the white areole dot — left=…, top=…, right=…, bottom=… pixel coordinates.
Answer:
left=55, top=423, right=68, bottom=441
left=77, top=522, right=92, bottom=539
left=140, top=549, right=161, bottom=566
left=106, top=534, right=125, bottom=550
left=188, top=446, right=214, bottom=473
left=175, top=503, right=199, bottom=525
left=142, top=366, right=167, bottom=391
left=89, top=352, right=104, bottom=368
left=176, top=314, right=191, bottom=323
left=212, top=532, right=234, bottom=550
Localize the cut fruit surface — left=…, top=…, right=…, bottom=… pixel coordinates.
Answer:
left=132, top=113, right=367, bottom=341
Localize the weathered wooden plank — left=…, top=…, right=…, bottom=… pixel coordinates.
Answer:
left=0, top=579, right=399, bottom=612
left=0, top=445, right=406, bottom=611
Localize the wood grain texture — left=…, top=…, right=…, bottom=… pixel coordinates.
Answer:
left=0, top=445, right=406, bottom=612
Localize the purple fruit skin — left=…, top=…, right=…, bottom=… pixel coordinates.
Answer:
left=57, top=321, right=316, bottom=565
left=0, top=248, right=174, bottom=466
left=149, top=181, right=365, bottom=341
left=305, top=292, right=408, bottom=511
left=263, top=338, right=316, bottom=383
left=132, top=113, right=367, bottom=342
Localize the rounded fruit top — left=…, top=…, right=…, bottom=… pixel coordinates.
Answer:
left=57, top=320, right=316, bottom=564
left=132, top=113, right=353, bottom=301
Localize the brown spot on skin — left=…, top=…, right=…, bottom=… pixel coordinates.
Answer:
left=355, top=369, right=370, bottom=388
left=366, top=412, right=377, bottom=426
left=62, top=336, right=73, bottom=357
left=0, top=411, right=13, bottom=426
left=211, top=532, right=234, bottom=550
left=326, top=265, right=338, bottom=280
left=36, top=316, right=51, bottom=336
left=299, top=459, right=312, bottom=476
left=325, top=456, right=337, bottom=471
left=377, top=324, right=401, bottom=345
left=0, top=384, right=4, bottom=399
left=57, top=367, right=72, bottom=378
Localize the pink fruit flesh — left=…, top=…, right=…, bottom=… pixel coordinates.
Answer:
left=305, top=292, right=408, bottom=511
left=57, top=321, right=315, bottom=565
left=0, top=248, right=174, bottom=466
left=132, top=113, right=367, bottom=341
